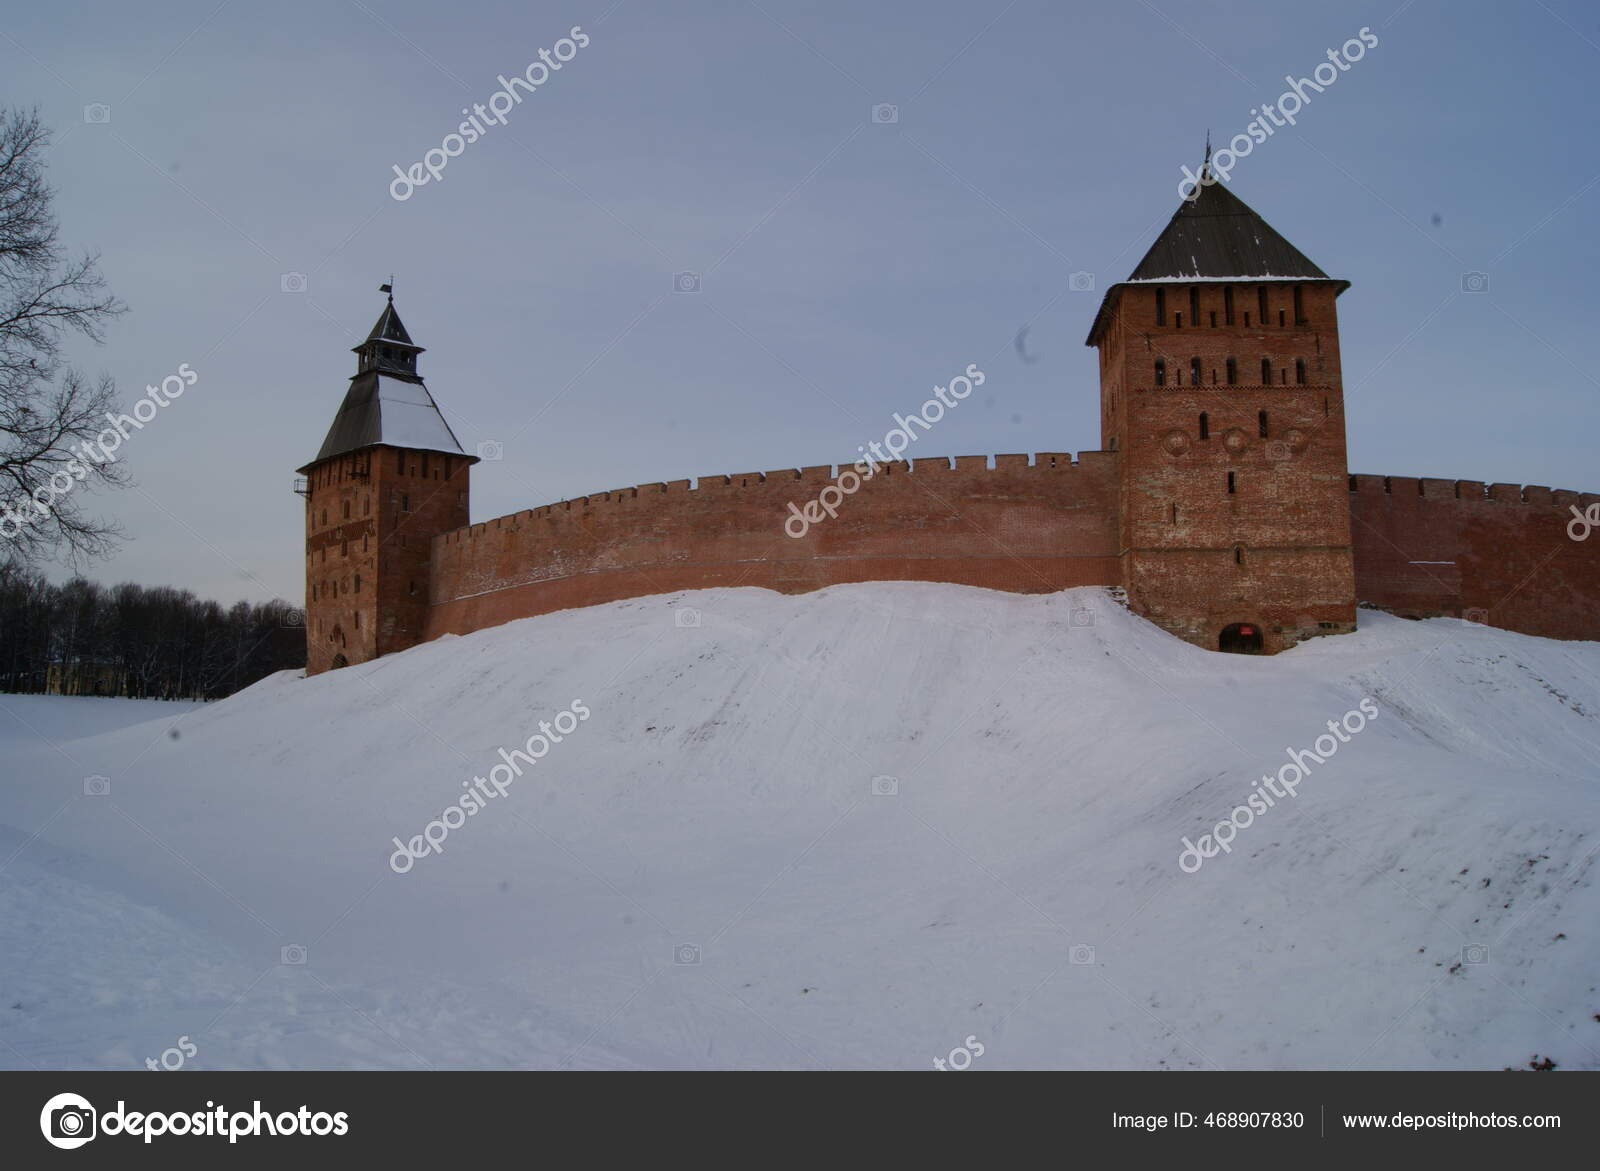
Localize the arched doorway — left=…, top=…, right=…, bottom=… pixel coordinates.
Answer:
left=330, top=653, right=349, bottom=670
left=1218, top=622, right=1264, bottom=654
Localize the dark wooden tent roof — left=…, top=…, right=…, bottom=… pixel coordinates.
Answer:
left=1086, top=177, right=1346, bottom=345
left=365, top=299, right=419, bottom=348
left=1127, top=177, right=1330, bottom=283
left=298, top=299, right=471, bottom=472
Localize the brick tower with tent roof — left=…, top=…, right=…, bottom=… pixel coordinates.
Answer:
left=296, top=287, right=477, bottom=673
left=1085, top=169, right=1358, bottom=654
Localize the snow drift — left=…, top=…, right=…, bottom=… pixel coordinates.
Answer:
left=2, top=583, right=1598, bottom=1069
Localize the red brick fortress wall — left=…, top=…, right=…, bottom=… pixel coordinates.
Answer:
left=1349, top=476, right=1600, bottom=640
left=423, top=452, right=1121, bottom=638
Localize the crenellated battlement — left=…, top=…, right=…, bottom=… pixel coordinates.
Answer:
left=421, top=450, right=1124, bottom=640
left=1349, top=474, right=1600, bottom=508
left=437, top=451, right=1115, bottom=546
left=1348, top=470, right=1600, bottom=643
left=302, top=173, right=1600, bottom=675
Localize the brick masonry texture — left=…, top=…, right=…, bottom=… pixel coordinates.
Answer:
left=303, top=446, right=470, bottom=676
left=301, top=284, right=1600, bottom=673
left=1349, top=476, right=1600, bottom=641
left=422, top=453, right=1121, bottom=641
left=1096, top=282, right=1358, bottom=653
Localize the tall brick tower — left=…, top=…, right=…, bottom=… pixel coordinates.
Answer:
left=297, top=290, right=475, bottom=675
left=1086, top=173, right=1357, bottom=654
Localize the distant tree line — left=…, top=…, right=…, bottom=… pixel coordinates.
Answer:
left=0, top=566, right=305, bottom=700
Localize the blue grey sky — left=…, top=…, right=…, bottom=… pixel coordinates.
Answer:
left=5, top=0, right=1597, bottom=605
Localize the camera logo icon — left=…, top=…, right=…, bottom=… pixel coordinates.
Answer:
left=280, top=272, right=308, bottom=294
left=280, top=943, right=308, bottom=965
left=1069, top=943, right=1096, bottom=965
left=40, top=1093, right=97, bottom=1149
left=674, top=606, right=700, bottom=628
left=282, top=608, right=305, bottom=629
left=1070, top=607, right=1096, bottom=628
left=476, top=439, right=504, bottom=461
left=871, top=103, right=899, bottom=124
left=674, top=943, right=701, bottom=965
left=1460, top=271, right=1489, bottom=294
left=82, top=103, right=111, bottom=124
left=1068, top=270, right=1095, bottom=293
left=1265, top=439, right=1291, bottom=462
left=870, top=775, right=898, bottom=796
left=83, top=775, right=110, bottom=796
left=673, top=271, right=701, bottom=294
left=1462, top=607, right=1489, bottom=625
left=1462, top=943, right=1489, bottom=965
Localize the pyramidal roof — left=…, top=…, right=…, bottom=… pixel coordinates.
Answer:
left=303, top=373, right=470, bottom=468
left=365, top=299, right=418, bottom=347
left=1126, top=176, right=1331, bottom=282
left=299, top=297, right=471, bottom=471
left=1086, top=173, right=1345, bottom=345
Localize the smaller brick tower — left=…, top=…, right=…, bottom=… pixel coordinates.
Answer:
left=297, top=289, right=475, bottom=675
left=1086, top=171, right=1358, bottom=654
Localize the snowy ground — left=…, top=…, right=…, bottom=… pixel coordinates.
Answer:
left=2, top=583, right=1598, bottom=1070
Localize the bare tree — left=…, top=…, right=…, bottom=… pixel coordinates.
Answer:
left=0, top=107, right=127, bottom=568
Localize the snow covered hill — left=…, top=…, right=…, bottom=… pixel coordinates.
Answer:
left=2, top=583, right=1598, bottom=1070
